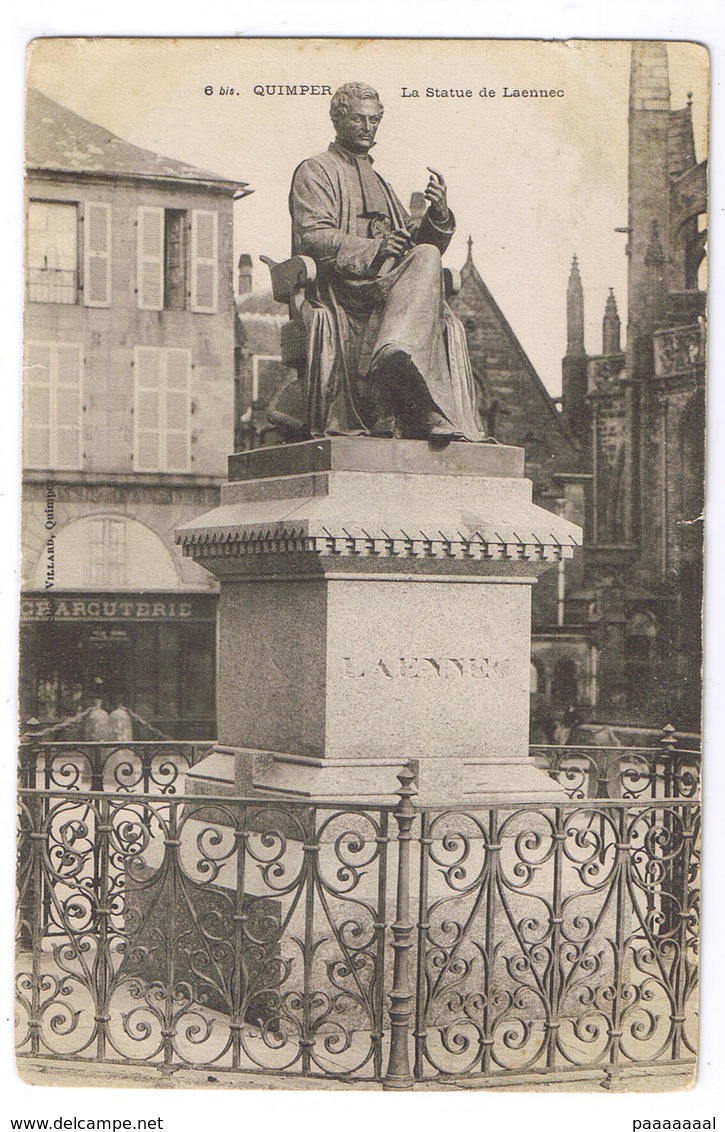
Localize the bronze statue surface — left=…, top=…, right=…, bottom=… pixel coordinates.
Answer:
left=272, top=81, right=487, bottom=442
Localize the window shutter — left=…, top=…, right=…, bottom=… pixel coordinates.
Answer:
left=83, top=202, right=111, bottom=307
left=137, top=207, right=164, bottom=310
left=190, top=210, right=218, bottom=313
left=23, top=341, right=82, bottom=469
left=162, top=349, right=192, bottom=471
left=23, top=341, right=52, bottom=468
left=133, top=347, right=191, bottom=471
left=54, top=344, right=83, bottom=468
left=133, top=346, right=162, bottom=469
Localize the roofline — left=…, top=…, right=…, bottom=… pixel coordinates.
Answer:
left=460, top=256, right=583, bottom=454
left=26, top=165, right=249, bottom=197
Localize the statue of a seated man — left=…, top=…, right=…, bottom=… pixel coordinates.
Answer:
left=288, top=81, right=487, bottom=441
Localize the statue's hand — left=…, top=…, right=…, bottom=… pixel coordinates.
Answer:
left=380, top=228, right=414, bottom=263
left=425, top=166, right=449, bottom=223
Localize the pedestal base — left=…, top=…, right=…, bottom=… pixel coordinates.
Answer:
left=186, top=746, right=566, bottom=805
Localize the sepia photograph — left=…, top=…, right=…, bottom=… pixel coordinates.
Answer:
left=15, top=36, right=708, bottom=1094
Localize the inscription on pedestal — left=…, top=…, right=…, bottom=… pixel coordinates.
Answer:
left=341, top=656, right=511, bottom=679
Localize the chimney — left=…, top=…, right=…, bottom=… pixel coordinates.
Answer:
left=238, top=253, right=253, bottom=295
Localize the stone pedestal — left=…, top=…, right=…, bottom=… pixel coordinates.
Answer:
left=177, top=439, right=582, bottom=804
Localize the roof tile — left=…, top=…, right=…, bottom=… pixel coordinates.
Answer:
left=26, top=88, right=246, bottom=189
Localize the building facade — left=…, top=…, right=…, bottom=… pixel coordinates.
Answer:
left=233, top=255, right=288, bottom=453
left=21, top=90, right=247, bottom=737
left=558, top=43, right=707, bottom=729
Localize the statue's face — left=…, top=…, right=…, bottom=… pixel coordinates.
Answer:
left=335, top=97, right=383, bottom=154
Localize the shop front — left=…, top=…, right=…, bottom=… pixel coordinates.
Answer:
left=20, top=592, right=217, bottom=739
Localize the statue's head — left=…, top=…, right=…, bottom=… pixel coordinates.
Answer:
left=330, top=82, right=384, bottom=155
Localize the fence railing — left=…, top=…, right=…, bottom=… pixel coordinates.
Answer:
left=18, top=731, right=701, bottom=803
left=530, top=738, right=701, bottom=800
left=18, top=741, right=213, bottom=796
left=16, top=774, right=700, bottom=1086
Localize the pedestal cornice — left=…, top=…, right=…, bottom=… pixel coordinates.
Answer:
left=177, top=439, right=581, bottom=578
left=175, top=439, right=583, bottom=804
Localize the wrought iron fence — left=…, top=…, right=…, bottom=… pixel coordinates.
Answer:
left=16, top=776, right=699, bottom=1087
left=530, top=734, right=701, bottom=801
left=18, top=741, right=213, bottom=796
left=19, top=731, right=700, bottom=804
left=412, top=796, right=699, bottom=1081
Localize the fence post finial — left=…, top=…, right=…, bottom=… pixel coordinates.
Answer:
left=384, top=761, right=418, bottom=1088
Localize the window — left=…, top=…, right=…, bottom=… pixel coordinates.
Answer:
left=27, top=202, right=78, bottom=303
left=86, top=518, right=127, bottom=587
left=624, top=611, right=658, bottom=710
left=551, top=657, right=578, bottom=707
left=23, top=340, right=83, bottom=469
left=133, top=346, right=191, bottom=472
left=164, top=210, right=186, bottom=309
left=27, top=200, right=111, bottom=306
left=31, top=514, right=180, bottom=590
left=137, top=207, right=218, bottom=312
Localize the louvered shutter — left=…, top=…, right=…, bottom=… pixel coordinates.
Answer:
left=133, top=347, right=162, bottom=469
left=163, top=349, right=192, bottom=471
left=137, top=207, right=164, bottom=310
left=133, top=347, right=191, bottom=471
left=54, top=344, right=83, bottom=467
left=23, top=341, right=52, bottom=468
left=23, top=341, right=82, bottom=469
left=83, top=202, right=111, bottom=307
left=190, top=210, right=218, bottom=313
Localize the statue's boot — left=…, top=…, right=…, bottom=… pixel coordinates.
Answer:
left=426, top=412, right=464, bottom=440
left=369, top=415, right=396, bottom=438
left=371, top=347, right=463, bottom=440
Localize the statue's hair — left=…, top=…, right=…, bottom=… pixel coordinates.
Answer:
left=330, top=82, right=384, bottom=124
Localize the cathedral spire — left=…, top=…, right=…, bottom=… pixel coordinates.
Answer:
left=562, top=254, right=589, bottom=447
left=629, top=41, right=670, bottom=113
left=602, top=288, right=621, bottom=356
left=566, top=254, right=585, bottom=357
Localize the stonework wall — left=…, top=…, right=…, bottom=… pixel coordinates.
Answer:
left=22, top=480, right=220, bottom=592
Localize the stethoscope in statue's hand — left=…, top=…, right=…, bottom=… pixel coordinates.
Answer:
left=365, top=213, right=415, bottom=277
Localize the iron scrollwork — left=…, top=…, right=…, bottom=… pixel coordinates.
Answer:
left=16, top=790, right=389, bottom=1079
left=16, top=776, right=698, bottom=1085
left=413, top=800, right=699, bottom=1080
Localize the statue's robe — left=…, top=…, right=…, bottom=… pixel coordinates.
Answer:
left=289, top=141, right=486, bottom=438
